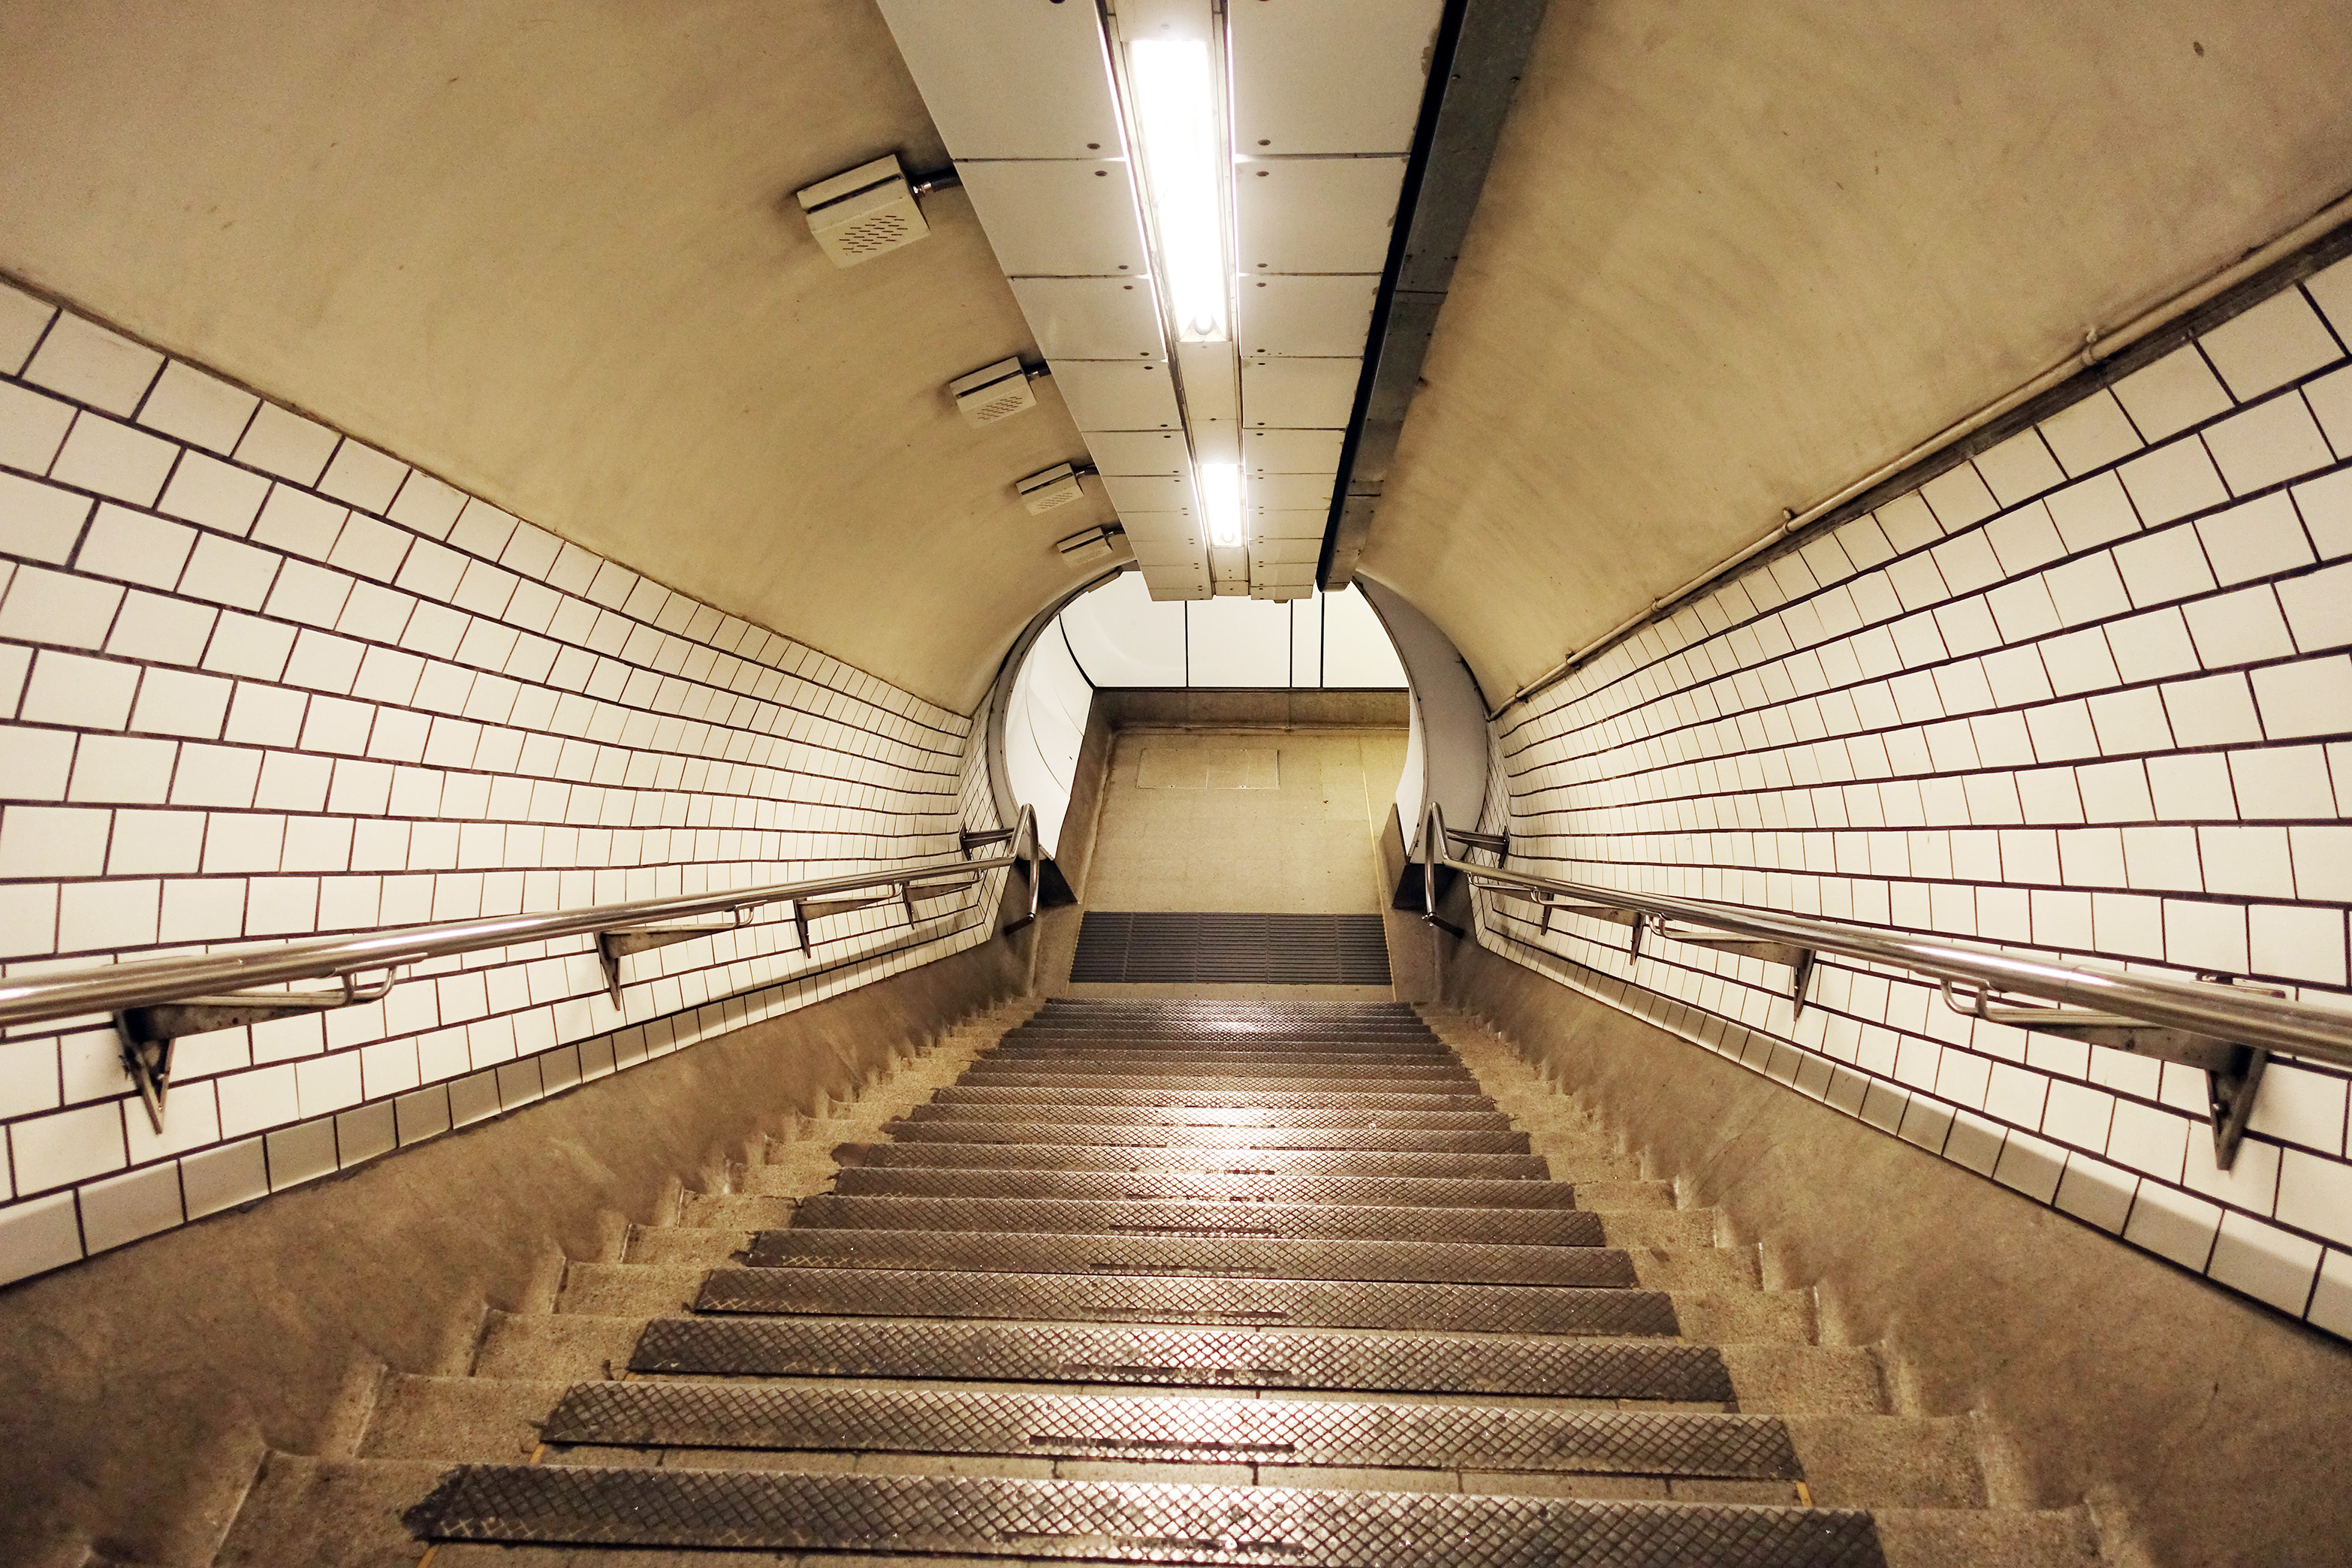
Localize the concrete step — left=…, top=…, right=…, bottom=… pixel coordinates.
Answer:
left=830, top=1141, right=1556, bottom=1180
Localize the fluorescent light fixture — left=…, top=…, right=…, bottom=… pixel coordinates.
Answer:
left=1202, top=461, right=1245, bottom=546
left=1129, top=38, right=1229, bottom=344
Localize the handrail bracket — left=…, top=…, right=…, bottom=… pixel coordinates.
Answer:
left=114, top=970, right=400, bottom=1133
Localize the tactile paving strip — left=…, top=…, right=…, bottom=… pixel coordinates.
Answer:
left=629, top=1316, right=1734, bottom=1401
left=905, top=1104, right=1513, bottom=1131
left=834, top=1168, right=1580, bottom=1210
left=936, top=1086, right=1497, bottom=1111
left=406, top=1467, right=1884, bottom=1565
left=830, top=1143, right=1554, bottom=1181
left=695, top=1266, right=1679, bottom=1336
left=789, top=1194, right=1606, bottom=1247
left=881, top=1123, right=1528, bottom=1154
left=544, top=1381, right=1800, bottom=1478
left=742, top=1228, right=1633, bottom=1286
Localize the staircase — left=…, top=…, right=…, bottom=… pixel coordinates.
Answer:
left=214, top=998, right=2100, bottom=1566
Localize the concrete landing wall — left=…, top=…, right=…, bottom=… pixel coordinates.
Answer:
left=0, top=934, right=1024, bottom=1568
left=1445, top=934, right=2352, bottom=1567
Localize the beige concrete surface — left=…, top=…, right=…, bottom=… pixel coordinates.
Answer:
left=1082, top=728, right=1407, bottom=915
left=0, top=938, right=1024, bottom=1568
left=1364, top=0, right=2352, bottom=696
left=1441, top=935, right=2352, bottom=1567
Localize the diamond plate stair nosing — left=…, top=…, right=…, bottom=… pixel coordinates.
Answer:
left=787, top=1193, right=1606, bottom=1246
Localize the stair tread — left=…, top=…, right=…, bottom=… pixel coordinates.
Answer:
left=788, top=1193, right=1605, bottom=1245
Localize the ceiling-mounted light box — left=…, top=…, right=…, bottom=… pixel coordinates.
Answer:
left=1235, top=158, right=1407, bottom=275
left=875, top=0, right=1124, bottom=159
left=1237, top=275, right=1380, bottom=357
left=1229, top=0, right=1445, bottom=155
left=1051, top=360, right=1183, bottom=431
left=1009, top=277, right=1165, bottom=360
left=957, top=161, right=1151, bottom=278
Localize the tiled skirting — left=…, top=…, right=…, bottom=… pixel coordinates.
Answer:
left=1476, top=237, right=2352, bottom=1339
left=0, top=279, right=1006, bottom=1286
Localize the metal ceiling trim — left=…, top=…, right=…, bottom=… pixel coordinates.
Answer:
left=1317, top=0, right=1552, bottom=591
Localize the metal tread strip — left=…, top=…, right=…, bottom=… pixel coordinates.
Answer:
left=740, top=1229, right=1633, bottom=1286
left=541, top=1380, right=1799, bottom=1478
left=406, top=1466, right=1882, bottom=1564
left=879, top=1122, right=1530, bottom=1153
left=950, top=1074, right=1486, bottom=1097
left=1001, top=1027, right=1445, bottom=1042
left=933, top=1086, right=1497, bottom=1111
left=786, top=1195, right=1607, bottom=1247
left=693, top=1266, right=1678, bottom=1336
left=966, top=1059, right=1476, bottom=1081
left=830, top=1143, right=1554, bottom=1180
left=904, top=1104, right=1512, bottom=1131
left=833, top=1168, right=1579, bottom=1208
left=629, top=1316, right=1732, bottom=1401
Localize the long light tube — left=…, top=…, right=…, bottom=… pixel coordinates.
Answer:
left=1202, top=461, right=1245, bottom=547
left=1129, top=38, right=1229, bottom=343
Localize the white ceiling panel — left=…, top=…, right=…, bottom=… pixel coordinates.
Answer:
left=1251, top=508, right=1330, bottom=541
left=1250, top=474, right=1336, bottom=508
left=1229, top=0, right=1443, bottom=155
left=1241, top=357, right=1360, bottom=428
left=1245, top=428, right=1346, bottom=473
left=958, top=161, right=1149, bottom=278
left=1129, top=536, right=1206, bottom=567
left=1103, top=475, right=1197, bottom=514
left=1236, top=158, right=1407, bottom=275
left=1051, top=360, right=1183, bottom=430
left=1141, top=564, right=1211, bottom=602
left=1010, top=277, right=1164, bottom=360
left=876, top=0, right=1123, bottom=159
left=1084, top=430, right=1189, bottom=475
left=1254, top=562, right=1318, bottom=587
left=1252, top=536, right=1323, bottom=565
left=1237, top=275, right=1379, bottom=357
left=1124, top=511, right=1202, bottom=543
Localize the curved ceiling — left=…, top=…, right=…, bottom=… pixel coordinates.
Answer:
left=1361, top=0, right=2352, bottom=701
left=0, top=0, right=1114, bottom=713
left=7, top=2, right=2350, bottom=714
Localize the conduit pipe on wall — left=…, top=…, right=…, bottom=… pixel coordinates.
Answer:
left=1488, top=185, right=2352, bottom=722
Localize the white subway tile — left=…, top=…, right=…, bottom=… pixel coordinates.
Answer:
left=265, top=1118, right=338, bottom=1189
left=107, top=808, right=202, bottom=875
left=11, top=1099, right=127, bottom=1192
left=0, top=381, right=74, bottom=472
left=316, top=442, right=409, bottom=513
left=283, top=628, right=363, bottom=696
left=202, top=812, right=285, bottom=873
left=2250, top=903, right=2347, bottom=986
left=386, top=469, right=466, bottom=538
left=0, top=565, right=124, bottom=649
left=2198, top=824, right=2295, bottom=897
left=57, top=876, right=159, bottom=951
left=324, top=511, right=411, bottom=583
left=299, top=695, right=375, bottom=756
left=2314, top=1249, right=2352, bottom=1337
left=1920, top=464, right=1998, bottom=531
left=48, top=415, right=177, bottom=506
left=2162, top=897, right=2248, bottom=972
left=0, top=472, right=92, bottom=564
left=2043, top=553, right=2130, bottom=626
left=0, top=281, right=58, bottom=375
left=0, top=1191, right=81, bottom=1286
left=233, top=403, right=337, bottom=485
left=249, top=485, right=348, bottom=561
left=176, top=533, right=281, bottom=610
left=246, top=875, right=319, bottom=934
left=67, top=734, right=175, bottom=804
left=2055, top=1153, right=2136, bottom=1232
left=136, top=360, right=258, bottom=455
left=2208, top=1212, right=2320, bottom=1314
left=157, top=876, right=246, bottom=942
left=2161, top=672, right=2264, bottom=747
left=0, top=722, right=73, bottom=798
left=20, top=650, right=138, bottom=728
left=2103, top=608, right=2198, bottom=683
left=2200, top=288, right=2342, bottom=400
left=155, top=451, right=269, bottom=535
left=216, top=1064, right=300, bottom=1139
left=450, top=498, right=520, bottom=560
left=2111, top=526, right=2217, bottom=608
left=2250, top=1063, right=2350, bottom=1155
left=222, top=681, right=308, bottom=747
left=2088, top=688, right=2173, bottom=755
left=2277, top=561, right=2352, bottom=654
left=74, top=504, right=197, bottom=590
left=180, top=1138, right=267, bottom=1218
left=23, top=314, right=161, bottom=416
left=2037, top=388, right=2142, bottom=476
left=2251, top=655, right=2352, bottom=740
left=198, top=612, right=296, bottom=682
left=2203, top=394, right=2335, bottom=495
left=2196, top=492, right=2316, bottom=586
left=252, top=749, right=333, bottom=813
left=2118, top=439, right=2227, bottom=526
left=168, top=743, right=261, bottom=808
left=2183, top=585, right=2296, bottom=668
left=2111, top=345, right=2233, bottom=441
left=2229, top=744, right=2331, bottom=818
left=2308, top=367, right=2352, bottom=459
left=2091, top=889, right=2165, bottom=957
left=2109, top=1098, right=2191, bottom=1183
left=2122, top=1181, right=2220, bottom=1270
left=2145, top=752, right=2233, bottom=819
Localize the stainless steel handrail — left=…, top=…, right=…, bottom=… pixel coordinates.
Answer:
left=0, top=806, right=1044, bottom=1029
left=1419, top=802, right=2352, bottom=1070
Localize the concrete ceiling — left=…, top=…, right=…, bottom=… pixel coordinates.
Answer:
left=6, top=3, right=2349, bottom=713
left=1361, top=0, right=2352, bottom=701
left=0, top=0, right=1116, bottom=713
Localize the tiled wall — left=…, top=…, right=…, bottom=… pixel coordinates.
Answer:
left=0, top=279, right=1006, bottom=1286
left=1479, top=249, right=2352, bottom=1339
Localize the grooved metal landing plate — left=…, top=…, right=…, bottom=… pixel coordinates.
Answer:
left=789, top=1193, right=1606, bottom=1247
left=694, top=1266, right=1679, bottom=1336
left=742, top=1229, right=1633, bottom=1286
left=544, top=1381, right=1800, bottom=1478
left=906, top=1103, right=1512, bottom=1131
left=630, top=1317, right=1734, bottom=1401
left=831, top=1143, right=1554, bottom=1181
left=1071, top=910, right=1393, bottom=985
left=882, top=1121, right=1528, bottom=1153
left=407, top=1467, right=1883, bottom=1565
left=937, top=1086, right=1496, bottom=1112
left=835, top=1168, right=1579, bottom=1210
